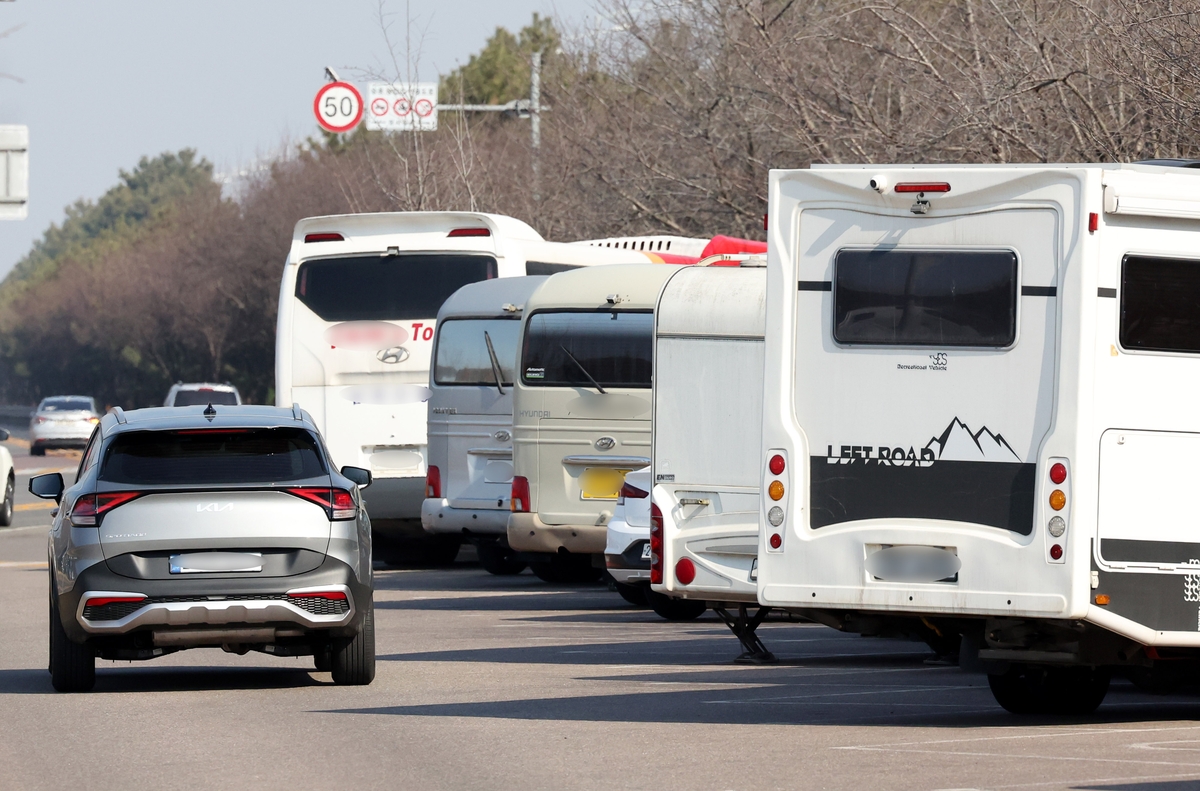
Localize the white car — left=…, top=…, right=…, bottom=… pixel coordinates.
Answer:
left=30, top=396, right=99, bottom=456
left=0, top=428, right=14, bottom=525
left=164, top=382, right=241, bottom=407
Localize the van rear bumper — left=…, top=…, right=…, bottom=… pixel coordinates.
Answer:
left=362, top=476, right=424, bottom=520
left=760, top=583, right=1067, bottom=618
left=507, top=512, right=607, bottom=554
left=422, top=498, right=509, bottom=535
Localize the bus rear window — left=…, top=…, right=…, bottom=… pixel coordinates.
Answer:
left=434, top=318, right=522, bottom=386
left=834, top=249, right=1018, bottom=347
left=100, top=428, right=326, bottom=485
left=296, top=254, right=497, bottom=322
left=521, top=311, right=653, bottom=389
left=1121, top=255, right=1200, bottom=353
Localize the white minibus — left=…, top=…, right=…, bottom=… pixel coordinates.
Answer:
left=275, top=211, right=679, bottom=564
left=759, top=161, right=1200, bottom=714
left=422, top=276, right=547, bottom=575
left=650, top=260, right=773, bottom=656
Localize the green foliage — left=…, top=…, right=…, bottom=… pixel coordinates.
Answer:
left=439, top=14, right=559, bottom=105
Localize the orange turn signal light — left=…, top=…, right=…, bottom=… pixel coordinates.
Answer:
left=1095, top=594, right=1110, bottom=606
left=1049, top=489, right=1066, bottom=511
left=768, top=481, right=785, bottom=501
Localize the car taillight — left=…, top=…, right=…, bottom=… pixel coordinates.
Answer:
left=69, top=492, right=143, bottom=526
left=287, top=590, right=347, bottom=600
left=894, top=182, right=951, bottom=193
left=304, top=232, right=344, bottom=243
left=34, top=416, right=47, bottom=424
left=287, top=487, right=356, bottom=520
left=447, top=227, right=490, bottom=237
left=426, top=465, right=442, bottom=499
left=618, top=481, right=648, bottom=505
left=511, top=476, right=530, bottom=513
left=84, top=594, right=146, bottom=608
left=650, top=503, right=664, bottom=584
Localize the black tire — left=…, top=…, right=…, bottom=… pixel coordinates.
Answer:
left=988, top=664, right=1109, bottom=715
left=646, top=588, right=707, bottom=621
left=49, top=586, right=95, bottom=692
left=614, top=582, right=648, bottom=606
left=0, top=474, right=14, bottom=527
left=331, top=599, right=375, bottom=686
left=477, top=542, right=527, bottom=576
left=30, top=445, right=45, bottom=457
left=313, top=643, right=332, bottom=673
left=529, top=553, right=602, bottom=584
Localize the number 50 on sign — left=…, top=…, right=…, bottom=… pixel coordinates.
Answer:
left=313, top=82, right=364, bottom=134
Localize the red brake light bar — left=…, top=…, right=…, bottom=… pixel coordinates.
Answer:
left=287, top=590, right=348, bottom=600
left=304, top=232, right=345, bottom=243
left=85, top=595, right=146, bottom=608
left=447, top=227, right=491, bottom=237
left=894, top=182, right=951, bottom=194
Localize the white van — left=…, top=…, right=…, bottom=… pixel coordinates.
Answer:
left=758, top=162, right=1200, bottom=714
left=508, top=264, right=683, bottom=582
left=650, top=262, right=773, bottom=655
left=275, top=211, right=677, bottom=564
left=422, top=276, right=547, bottom=575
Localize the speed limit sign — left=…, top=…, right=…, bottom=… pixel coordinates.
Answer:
left=313, top=82, right=364, bottom=134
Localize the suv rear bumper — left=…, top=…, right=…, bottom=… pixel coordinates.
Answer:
left=507, top=512, right=607, bottom=554
left=422, top=497, right=509, bottom=535
left=57, top=554, right=370, bottom=644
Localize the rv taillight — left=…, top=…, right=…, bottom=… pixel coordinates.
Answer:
left=769, top=533, right=782, bottom=549
left=650, top=503, right=664, bottom=584
left=894, top=182, right=951, bottom=193
left=304, top=232, right=344, bottom=243
left=1049, top=544, right=1063, bottom=560
left=511, top=476, right=530, bottom=513
left=1088, top=213, right=1099, bottom=234
left=1049, top=463, right=1067, bottom=484
left=769, top=454, right=785, bottom=475
left=426, top=465, right=442, bottom=499
left=675, top=557, right=695, bottom=585
left=1049, top=490, right=1066, bottom=511
left=69, top=492, right=144, bottom=527
left=447, top=227, right=491, bottom=238
left=768, top=481, right=785, bottom=501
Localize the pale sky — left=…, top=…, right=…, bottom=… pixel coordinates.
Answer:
left=0, top=0, right=595, bottom=277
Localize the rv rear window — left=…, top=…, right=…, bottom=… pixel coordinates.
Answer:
left=521, top=310, right=653, bottom=389
left=296, top=254, right=497, bottom=322
left=833, top=250, right=1018, bottom=347
left=1121, top=255, right=1200, bottom=354
left=434, top=317, right=522, bottom=387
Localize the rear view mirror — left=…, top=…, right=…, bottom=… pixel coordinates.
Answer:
left=30, top=473, right=64, bottom=503
left=0, top=428, right=10, bottom=441
left=341, top=466, right=372, bottom=489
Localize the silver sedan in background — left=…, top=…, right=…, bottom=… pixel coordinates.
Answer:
left=30, top=396, right=100, bottom=456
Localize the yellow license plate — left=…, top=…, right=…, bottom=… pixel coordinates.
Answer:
left=580, top=468, right=630, bottom=500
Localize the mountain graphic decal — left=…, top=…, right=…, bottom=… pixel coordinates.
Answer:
left=925, top=417, right=1021, bottom=463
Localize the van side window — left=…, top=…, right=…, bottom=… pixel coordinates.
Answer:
left=1120, top=255, right=1200, bottom=353
left=525, top=262, right=581, bottom=276
left=833, top=249, right=1018, bottom=347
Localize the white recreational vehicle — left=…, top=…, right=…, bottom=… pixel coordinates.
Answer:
left=650, top=261, right=773, bottom=653
left=275, top=212, right=681, bottom=564
left=758, top=161, right=1200, bottom=714
left=421, top=276, right=547, bottom=575
left=508, top=264, right=682, bottom=582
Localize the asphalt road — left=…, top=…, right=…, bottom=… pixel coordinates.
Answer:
left=0, top=441, right=1198, bottom=790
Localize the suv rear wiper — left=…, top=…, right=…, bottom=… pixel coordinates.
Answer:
left=559, top=345, right=607, bottom=395
left=483, top=330, right=506, bottom=395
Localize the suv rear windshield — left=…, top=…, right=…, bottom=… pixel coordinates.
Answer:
left=1121, top=255, right=1200, bottom=353
left=521, top=310, right=653, bottom=388
left=41, top=398, right=94, bottom=412
left=99, top=428, right=326, bottom=485
left=434, top=318, right=522, bottom=386
left=834, top=249, right=1018, bottom=347
left=296, top=254, right=497, bottom=322
left=172, top=390, right=239, bottom=406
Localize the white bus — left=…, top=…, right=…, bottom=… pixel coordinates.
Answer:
left=275, top=211, right=689, bottom=564
left=758, top=161, right=1200, bottom=714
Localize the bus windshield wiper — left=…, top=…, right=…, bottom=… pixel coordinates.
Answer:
left=559, top=345, right=607, bottom=394
left=483, top=330, right=506, bottom=395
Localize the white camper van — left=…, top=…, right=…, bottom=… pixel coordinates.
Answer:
left=509, top=264, right=682, bottom=582
left=650, top=261, right=773, bottom=654
left=758, top=161, right=1200, bottom=714
left=422, top=276, right=547, bottom=575
left=275, top=211, right=679, bottom=564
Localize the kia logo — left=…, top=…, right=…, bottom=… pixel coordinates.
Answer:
left=196, top=503, right=234, bottom=512
left=595, top=436, right=616, bottom=451
left=377, top=346, right=410, bottom=364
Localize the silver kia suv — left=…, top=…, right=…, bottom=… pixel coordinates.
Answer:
left=34, top=404, right=375, bottom=692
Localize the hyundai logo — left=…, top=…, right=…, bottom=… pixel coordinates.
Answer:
left=493, top=430, right=511, bottom=442
left=377, top=346, right=410, bottom=364
left=595, top=436, right=616, bottom=451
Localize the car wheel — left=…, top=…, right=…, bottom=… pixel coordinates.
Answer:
left=49, top=585, right=95, bottom=692
left=987, top=664, right=1109, bottom=715
left=0, top=474, right=14, bottom=527
left=645, top=588, right=706, bottom=621
left=313, top=643, right=332, bottom=673
left=614, top=582, right=648, bottom=606
left=477, top=542, right=527, bottom=576
left=331, top=598, right=375, bottom=686
left=530, top=553, right=601, bottom=584
left=30, top=446, right=44, bottom=457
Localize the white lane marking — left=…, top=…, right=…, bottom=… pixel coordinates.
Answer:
left=969, top=769, right=1200, bottom=790
left=837, top=722, right=1200, bottom=752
